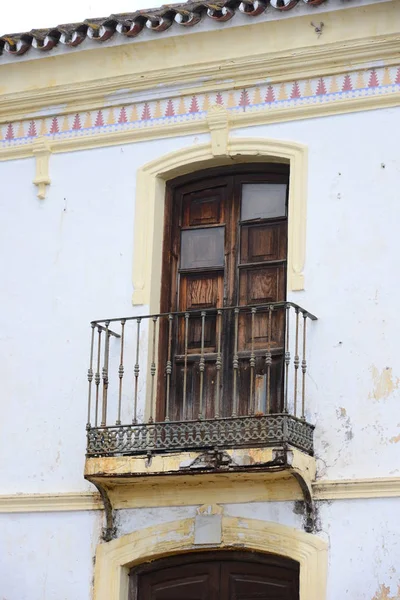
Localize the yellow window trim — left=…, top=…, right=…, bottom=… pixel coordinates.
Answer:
left=93, top=515, right=328, bottom=600
left=132, top=136, right=307, bottom=310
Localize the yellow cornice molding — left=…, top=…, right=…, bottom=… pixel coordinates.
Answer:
left=0, top=491, right=103, bottom=513
left=1, top=477, right=400, bottom=514
left=1, top=32, right=400, bottom=125
left=314, top=477, right=400, bottom=500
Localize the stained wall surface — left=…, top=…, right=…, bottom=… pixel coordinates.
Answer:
left=0, top=511, right=101, bottom=600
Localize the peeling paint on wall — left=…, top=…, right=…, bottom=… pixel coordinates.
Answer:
left=372, top=583, right=400, bottom=600
left=336, top=407, right=354, bottom=441
left=369, top=367, right=400, bottom=401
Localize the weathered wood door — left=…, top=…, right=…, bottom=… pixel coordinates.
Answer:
left=130, top=551, right=299, bottom=599
left=158, top=165, right=289, bottom=421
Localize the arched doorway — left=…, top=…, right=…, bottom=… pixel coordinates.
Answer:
left=129, top=550, right=299, bottom=599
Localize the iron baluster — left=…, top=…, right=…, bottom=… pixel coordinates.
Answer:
left=165, top=313, right=173, bottom=421
left=149, top=316, right=158, bottom=423
left=215, top=309, right=222, bottom=419
left=87, top=323, right=95, bottom=427
left=294, top=307, right=300, bottom=418
left=199, top=311, right=206, bottom=419
left=232, top=307, right=239, bottom=417
left=183, top=312, right=189, bottom=420
left=301, top=312, right=307, bottom=420
left=116, top=319, right=126, bottom=426
left=94, top=327, right=102, bottom=427
left=101, top=321, right=110, bottom=427
left=133, top=317, right=141, bottom=424
left=265, top=306, right=273, bottom=414
left=249, top=307, right=256, bottom=416
left=284, top=304, right=290, bottom=414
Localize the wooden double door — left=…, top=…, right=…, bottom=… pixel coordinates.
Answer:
left=159, top=165, right=289, bottom=422
left=130, top=551, right=299, bottom=599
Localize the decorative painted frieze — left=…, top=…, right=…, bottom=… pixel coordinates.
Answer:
left=1, top=65, right=399, bottom=147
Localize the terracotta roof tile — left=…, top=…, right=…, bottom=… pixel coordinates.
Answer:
left=0, top=0, right=329, bottom=58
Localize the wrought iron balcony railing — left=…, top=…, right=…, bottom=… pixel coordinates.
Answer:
left=86, top=302, right=317, bottom=458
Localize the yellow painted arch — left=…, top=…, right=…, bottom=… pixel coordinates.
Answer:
left=93, top=516, right=328, bottom=600
left=132, top=136, right=308, bottom=310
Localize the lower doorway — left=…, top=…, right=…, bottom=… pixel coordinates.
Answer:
left=129, top=550, right=299, bottom=599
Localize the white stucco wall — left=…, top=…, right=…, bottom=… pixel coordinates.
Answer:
left=0, top=510, right=101, bottom=600
left=1, top=105, right=400, bottom=599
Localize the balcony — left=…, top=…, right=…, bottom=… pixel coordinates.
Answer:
left=84, top=302, right=318, bottom=534
left=85, top=302, right=316, bottom=457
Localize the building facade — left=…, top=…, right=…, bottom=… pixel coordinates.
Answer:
left=1, top=1, right=400, bottom=598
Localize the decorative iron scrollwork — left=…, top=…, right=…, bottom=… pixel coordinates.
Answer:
left=86, top=414, right=314, bottom=457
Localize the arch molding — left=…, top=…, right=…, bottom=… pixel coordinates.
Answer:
left=93, top=516, right=327, bottom=600
left=132, top=137, right=308, bottom=310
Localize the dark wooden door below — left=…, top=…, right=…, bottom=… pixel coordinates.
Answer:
left=130, top=551, right=299, bottom=600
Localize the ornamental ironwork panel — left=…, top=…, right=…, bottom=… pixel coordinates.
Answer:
left=86, top=414, right=314, bottom=457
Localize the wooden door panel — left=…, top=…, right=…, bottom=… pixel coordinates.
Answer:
left=171, top=347, right=219, bottom=420
left=224, top=575, right=294, bottom=600
left=139, top=562, right=219, bottom=600
left=241, top=222, right=287, bottom=264
left=178, top=274, right=223, bottom=355
left=176, top=272, right=223, bottom=355
left=182, top=187, right=225, bottom=227
left=142, top=576, right=211, bottom=599
left=236, top=355, right=284, bottom=416
left=239, top=265, right=285, bottom=305
left=184, top=196, right=222, bottom=226
left=187, top=315, right=217, bottom=352
left=173, top=359, right=218, bottom=420
left=221, top=561, right=298, bottom=600
left=180, top=273, right=223, bottom=311
left=238, top=307, right=285, bottom=350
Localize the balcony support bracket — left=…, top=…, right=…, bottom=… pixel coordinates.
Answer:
left=91, top=481, right=116, bottom=542
left=245, top=447, right=315, bottom=532
left=290, top=470, right=315, bottom=533
left=276, top=448, right=315, bottom=533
